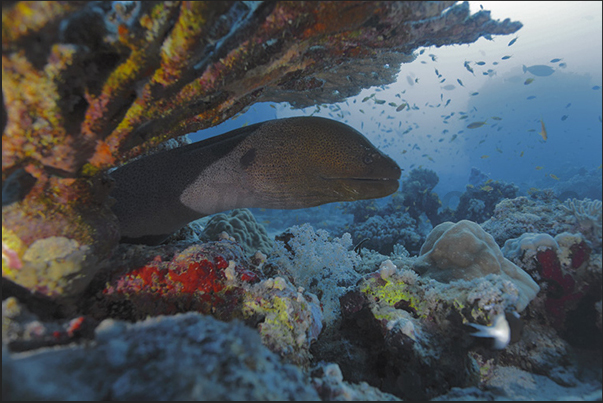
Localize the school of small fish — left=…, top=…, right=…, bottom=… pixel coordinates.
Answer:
left=278, top=29, right=601, bottom=182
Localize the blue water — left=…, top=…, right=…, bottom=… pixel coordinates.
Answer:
left=189, top=1, right=602, bottom=238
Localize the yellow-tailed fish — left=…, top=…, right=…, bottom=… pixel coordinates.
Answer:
left=539, top=118, right=547, bottom=141
left=467, top=120, right=487, bottom=129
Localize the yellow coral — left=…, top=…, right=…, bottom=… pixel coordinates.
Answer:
left=361, top=277, right=425, bottom=317
left=2, top=228, right=26, bottom=276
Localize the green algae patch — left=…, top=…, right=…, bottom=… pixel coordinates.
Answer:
left=360, top=276, right=427, bottom=318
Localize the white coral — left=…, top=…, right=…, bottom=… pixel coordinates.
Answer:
left=562, top=198, right=602, bottom=245
left=269, top=224, right=361, bottom=325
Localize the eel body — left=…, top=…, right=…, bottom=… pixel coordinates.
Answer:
left=110, top=116, right=401, bottom=245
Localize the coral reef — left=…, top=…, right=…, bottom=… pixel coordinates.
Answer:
left=268, top=223, right=361, bottom=325
left=7, top=3, right=592, bottom=402
left=339, top=199, right=382, bottom=224
left=481, top=195, right=574, bottom=247
left=482, top=195, right=603, bottom=253
left=468, top=167, right=490, bottom=186
left=313, top=255, right=533, bottom=400
left=397, top=168, right=441, bottom=225
left=432, top=364, right=602, bottom=401
left=561, top=198, right=602, bottom=249
left=2, top=296, right=97, bottom=352
left=545, top=166, right=602, bottom=201
left=84, top=238, right=321, bottom=366
left=413, top=220, right=540, bottom=311
left=2, top=312, right=320, bottom=400
left=310, top=362, right=401, bottom=401
left=338, top=168, right=443, bottom=256
left=2, top=1, right=522, bottom=299
left=346, top=212, right=422, bottom=256
left=454, top=180, right=519, bottom=223
left=308, top=242, right=602, bottom=400
left=201, top=208, right=274, bottom=256
left=502, top=231, right=602, bottom=347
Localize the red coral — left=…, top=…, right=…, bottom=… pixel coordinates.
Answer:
left=239, top=270, right=258, bottom=283
left=538, top=249, right=574, bottom=295
left=536, top=249, right=584, bottom=329
left=170, top=260, right=225, bottom=295
left=97, top=246, right=262, bottom=320
left=569, top=241, right=590, bottom=270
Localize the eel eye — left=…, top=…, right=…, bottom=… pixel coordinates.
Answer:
left=363, top=154, right=374, bottom=165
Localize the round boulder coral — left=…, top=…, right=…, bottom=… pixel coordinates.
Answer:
left=413, top=220, right=540, bottom=311
left=201, top=209, right=273, bottom=256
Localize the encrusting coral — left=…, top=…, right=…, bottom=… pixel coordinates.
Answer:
left=83, top=238, right=321, bottom=366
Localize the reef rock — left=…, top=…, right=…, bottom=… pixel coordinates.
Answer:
left=2, top=1, right=521, bottom=299
left=413, top=220, right=539, bottom=311
left=2, top=312, right=320, bottom=400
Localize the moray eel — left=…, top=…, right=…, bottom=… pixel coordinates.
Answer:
left=110, top=116, right=401, bottom=245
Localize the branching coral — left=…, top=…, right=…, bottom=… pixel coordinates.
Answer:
left=268, top=223, right=360, bottom=325
left=398, top=168, right=441, bottom=224
left=346, top=212, right=422, bottom=256
left=455, top=180, right=519, bottom=223
left=561, top=198, right=602, bottom=248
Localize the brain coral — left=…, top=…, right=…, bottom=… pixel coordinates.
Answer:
left=201, top=209, right=273, bottom=256
left=413, top=220, right=540, bottom=311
